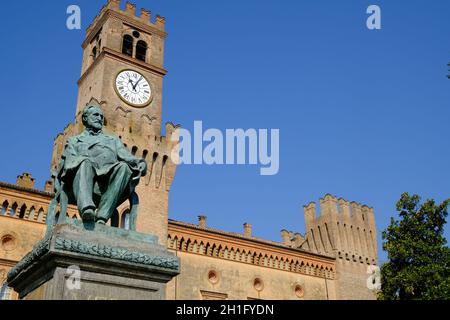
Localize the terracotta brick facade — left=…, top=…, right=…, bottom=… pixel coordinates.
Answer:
left=0, top=179, right=377, bottom=300
left=0, top=0, right=378, bottom=300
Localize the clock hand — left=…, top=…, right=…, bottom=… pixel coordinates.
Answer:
left=128, top=78, right=137, bottom=92
left=133, top=76, right=143, bottom=90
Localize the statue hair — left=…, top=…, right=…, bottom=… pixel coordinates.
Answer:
left=82, top=105, right=103, bottom=127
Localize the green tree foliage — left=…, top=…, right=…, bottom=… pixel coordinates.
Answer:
left=379, top=193, right=450, bottom=300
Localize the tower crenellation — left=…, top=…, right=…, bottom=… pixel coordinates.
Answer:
left=302, top=194, right=377, bottom=265
left=86, top=0, right=166, bottom=36
left=301, top=194, right=378, bottom=299
left=279, top=229, right=306, bottom=248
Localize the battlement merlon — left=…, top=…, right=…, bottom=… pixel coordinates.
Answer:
left=303, top=202, right=316, bottom=230
left=280, top=229, right=291, bottom=245
left=165, top=122, right=181, bottom=146
left=84, top=0, right=166, bottom=47
left=155, top=15, right=166, bottom=30
left=338, top=198, right=351, bottom=218
left=303, top=194, right=375, bottom=230
left=140, top=9, right=151, bottom=24
left=319, top=194, right=339, bottom=220
left=142, top=122, right=181, bottom=152
left=280, top=229, right=305, bottom=248
left=124, top=1, right=136, bottom=16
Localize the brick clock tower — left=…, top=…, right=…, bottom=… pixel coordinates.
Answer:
left=50, top=0, right=179, bottom=245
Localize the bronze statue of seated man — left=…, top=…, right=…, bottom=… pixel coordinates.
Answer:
left=54, top=105, right=147, bottom=224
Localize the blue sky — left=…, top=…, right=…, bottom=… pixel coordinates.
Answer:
left=0, top=0, right=449, bottom=263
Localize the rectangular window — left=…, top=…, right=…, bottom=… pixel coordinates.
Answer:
left=200, top=290, right=228, bottom=300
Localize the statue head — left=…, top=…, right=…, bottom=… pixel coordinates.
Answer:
left=82, top=105, right=104, bottom=132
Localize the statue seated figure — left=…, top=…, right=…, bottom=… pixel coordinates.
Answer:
left=49, top=105, right=147, bottom=227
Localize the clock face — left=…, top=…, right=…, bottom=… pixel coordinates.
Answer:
left=115, top=70, right=152, bottom=107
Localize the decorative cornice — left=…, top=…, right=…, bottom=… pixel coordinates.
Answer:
left=169, top=219, right=334, bottom=260
left=168, top=220, right=336, bottom=280
left=0, top=214, right=47, bottom=226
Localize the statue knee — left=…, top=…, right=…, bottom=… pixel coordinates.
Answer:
left=80, top=159, right=94, bottom=170
left=117, top=162, right=133, bottom=176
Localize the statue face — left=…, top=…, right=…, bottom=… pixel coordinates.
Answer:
left=84, top=107, right=104, bottom=131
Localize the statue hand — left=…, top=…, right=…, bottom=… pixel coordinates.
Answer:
left=138, top=162, right=147, bottom=176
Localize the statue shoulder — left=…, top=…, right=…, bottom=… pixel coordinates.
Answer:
left=103, top=134, right=121, bottom=143
left=66, top=136, right=78, bottom=145
left=101, top=134, right=123, bottom=149
left=68, top=131, right=89, bottom=143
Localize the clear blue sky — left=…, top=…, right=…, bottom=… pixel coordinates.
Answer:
left=0, top=0, right=449, bottom=263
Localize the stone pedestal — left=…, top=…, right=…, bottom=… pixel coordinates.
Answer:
left=7, top=221, right=180, bottom=300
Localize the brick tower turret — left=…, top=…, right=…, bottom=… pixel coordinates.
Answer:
left=301, top=194, right=378, bottom=299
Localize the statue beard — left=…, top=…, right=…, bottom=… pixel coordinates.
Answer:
left=86, top=126, right=103, bottom=136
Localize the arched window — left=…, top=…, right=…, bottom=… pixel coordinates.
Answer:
left=10, top=203, right=18, bottom=217
left=0, top=282, right=13, bottom=300
left=92, top=46, right=97, bottom=60
left=131, top=146, right=138, bottom=156
left=19, top=204, right=27, bottom=219
left=28, top=207, right=35, bottom=220
left=37, top=208, right=44, bottom=222
left=122, top=35, right=133, bottom=57
left=1, top=201, right=8, bottom=215
left=121, top=209, right=130, bottom=230
left=135, top=40, right=147, bottom=62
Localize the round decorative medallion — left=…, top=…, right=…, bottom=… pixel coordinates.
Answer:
left=294, top=284, right=305, bottom=298
left=253, top=277, right=264, bottom=292
left=1, top=234, right=17, bottom=251
left=208, top=270, right=219, bottom=284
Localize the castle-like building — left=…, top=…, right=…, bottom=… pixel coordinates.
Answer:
left=0, top=0, right=378, bottom=300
